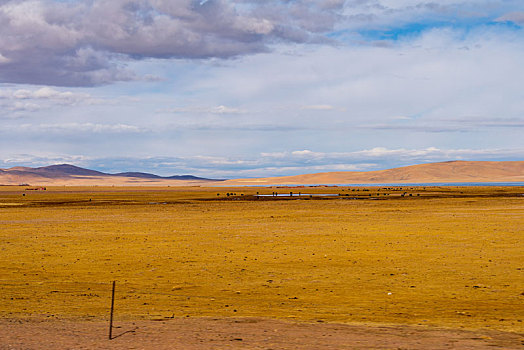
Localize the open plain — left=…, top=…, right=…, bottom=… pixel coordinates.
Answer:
left=0, top=185, right=523, bottom=348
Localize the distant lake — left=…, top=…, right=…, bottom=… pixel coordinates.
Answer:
left=243, top=182, right=524, bottom=187
left=257, top=193, right=340, bottom=197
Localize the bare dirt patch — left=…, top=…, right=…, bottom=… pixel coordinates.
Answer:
left=1, top=317, right=523, bottom=350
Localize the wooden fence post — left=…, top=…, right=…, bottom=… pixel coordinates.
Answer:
left=109, top=281, right=116, bottom=340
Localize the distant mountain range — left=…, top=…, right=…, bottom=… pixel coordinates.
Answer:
left=1, top=161, right=523, bottom=186
left=0, top=164, right=221, bottom=185
left=222, top=160, right=524, bottom=186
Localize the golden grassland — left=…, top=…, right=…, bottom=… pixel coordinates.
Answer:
left=0, top=185, right=523, bottom=333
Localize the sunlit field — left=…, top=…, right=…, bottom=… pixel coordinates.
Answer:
left=1, top=186, right=522, bottom=332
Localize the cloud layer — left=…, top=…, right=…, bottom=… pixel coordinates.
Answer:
left=0, top=0, right=345, bottom=86
left=0, top=1, right=523, bottom=176
left=2, top=0, right=522, bottom=86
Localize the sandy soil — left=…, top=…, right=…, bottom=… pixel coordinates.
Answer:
left=1, top=317, right=523, bottom=350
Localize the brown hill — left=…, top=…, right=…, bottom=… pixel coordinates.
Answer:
left=0, top=164, right=219, bottom=186
left=223, top=161, right=524, bottom=186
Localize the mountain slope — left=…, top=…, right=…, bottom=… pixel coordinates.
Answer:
left=34, top=164, right=107, bottom=177
left=113, top=172, right=214, bottom=181
left=1, top=161, right=522, bottom=186
left=223, top=161, right=524, bottom=185
left=0, top=164, right=219, bottom=185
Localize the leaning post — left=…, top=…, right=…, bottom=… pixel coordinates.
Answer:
left=109, top=280, right=116, bottom=340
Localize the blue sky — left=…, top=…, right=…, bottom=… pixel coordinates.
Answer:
left=0, top=0, right=523, bottom=177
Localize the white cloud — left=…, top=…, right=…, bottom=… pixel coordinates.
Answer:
left=389, top=115, right=411, bottom=120
left=496, top=11, right=524, bottom=25
left=260, top=151, right=287, bottom=158
left=356, top=147, right=441, bottom=157
left=15, top=123, right=143, bottom=134
left=263, top=147, right=524, bottom=164
left=291, top=150, right=325, bottom=157
left=8, top=101, right=41, bottom=112
left=0, top=86, right=107, bottom=114
left=301, top=104, right=336, bottom=111
left=211, top=105, right=246, bottom=114
left=0, top=87, right=93, bottom=103
left=0, top=154, right=92, bottom=169
left=33, top=87, right=77, bottom=100
left=0, top=53, right=9, bottom=63
left=164, top=105, right=247, bottom=114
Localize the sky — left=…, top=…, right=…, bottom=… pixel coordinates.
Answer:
left=0, top=0, right=523, bottom=178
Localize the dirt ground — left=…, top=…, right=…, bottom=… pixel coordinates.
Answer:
left=1, top=317, right=523, bottom=350
left=1, top=186, right=523, bottom=349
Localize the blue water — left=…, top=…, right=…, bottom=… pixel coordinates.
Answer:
left=258, top=193, right=340, bottom=197
left=245, top=182, right=524, bottom=187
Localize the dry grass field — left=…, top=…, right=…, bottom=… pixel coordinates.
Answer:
left=1, top=185, right=523, bottom=337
